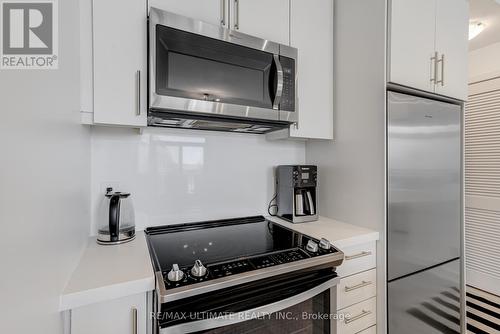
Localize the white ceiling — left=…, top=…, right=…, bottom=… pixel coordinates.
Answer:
left=469, top=0, right=500, bottom=50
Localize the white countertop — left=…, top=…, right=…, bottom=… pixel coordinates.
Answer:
left=60, top=217, right=377, bottom=311
left=267, top=216, right=379, bottom=249
left=59, top=231, right=155, bottom=311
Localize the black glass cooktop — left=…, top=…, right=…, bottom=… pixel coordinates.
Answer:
left=145, top=216, right=339, bottom=290
left=146, top=216, right=300, bottom=270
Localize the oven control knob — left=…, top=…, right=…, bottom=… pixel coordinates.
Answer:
left=167, top=264, right=184, bottom=282
left=319, top=238, right=331, bottom=250
left=306, top=240, right=319, bottom=253
left=191, top=260, right=208, bottom=278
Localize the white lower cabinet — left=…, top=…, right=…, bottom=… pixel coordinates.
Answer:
left=335, top=241, right=377, bottom=277
left=71, top=293, right=148, bottom=334
left=335, top=297, right=377, bottom=334
left=332, top=241, right=377, bottom=334
left=337, top=269, right=377, bottom=310
left=357, top=325, right=377, bottom=334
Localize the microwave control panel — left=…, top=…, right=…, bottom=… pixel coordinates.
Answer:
left=280, top=56, right=296, bottom=112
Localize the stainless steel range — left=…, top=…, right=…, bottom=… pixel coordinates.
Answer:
left=145, top=216, right=344, bottom=333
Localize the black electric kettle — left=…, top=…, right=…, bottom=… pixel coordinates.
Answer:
left=97, top=188, right=136, bottom=245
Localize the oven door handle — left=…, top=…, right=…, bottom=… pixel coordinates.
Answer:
left=272, top=54, right=284, bottom=110
left=160, top=276, right=340, bottom=334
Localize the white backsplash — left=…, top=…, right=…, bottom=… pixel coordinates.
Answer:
left=90, top=127, right=305, bottom=234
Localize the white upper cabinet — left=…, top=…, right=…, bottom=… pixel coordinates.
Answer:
left=389, top=0, right=436, bottom=94
left=389, top=0, right=469, bottom=101
left=230, top=0, right=290, bottom=45
left=84, top=0, right=334, bottom=135
left=288, top=0, right=334, bottom=140
left=434, top=0, right=469, bottom=100
left=92, top=0, right=147, bottom=126
left=149, top=0, right=227, bottom=27
left=149, top=0, right=289, bottom=43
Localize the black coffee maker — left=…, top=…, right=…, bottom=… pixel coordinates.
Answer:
left=276, top=165, right=318, bottom=223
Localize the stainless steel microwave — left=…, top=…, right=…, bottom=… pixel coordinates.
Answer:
left=148, top=8, right=298, bottom=134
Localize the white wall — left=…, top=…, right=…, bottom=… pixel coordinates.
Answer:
left=469, top=41, right=500, bottom=82
left=0, top=0, right=90, bottom=333
left=90, top=127, right=305, bottom=234
left=306, top=0, right=387, bottom=332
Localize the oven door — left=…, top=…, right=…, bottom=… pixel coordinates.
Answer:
left=149, top=8, right=297, bottom=123
left=157, top=269, right=339, bottom=334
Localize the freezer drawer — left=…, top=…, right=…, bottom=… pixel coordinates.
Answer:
left=388, top=259, right=461, bottom=334
left=387, top=91, right=461, bottom=281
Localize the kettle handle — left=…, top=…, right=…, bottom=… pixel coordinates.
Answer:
left=109, top=194, right=121, bottom=242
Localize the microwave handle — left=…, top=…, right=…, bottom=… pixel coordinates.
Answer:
left=272, top=54, right=284, bottom=110
left=159, top=276, right=339, bottom=333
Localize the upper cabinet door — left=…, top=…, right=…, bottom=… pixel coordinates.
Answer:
left=434, top=0, right=469, bottom=101
left=289, top=0, right=334, bottom=139
left=93, top=0, right=147, bottom=126
left=389, top=0, right=436, bottom=93
left=149, top=0, right=227, bottom=27
left=230, top=0, right=289, bottom=45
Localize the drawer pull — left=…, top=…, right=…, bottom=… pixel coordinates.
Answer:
left=345, top=251, right=372, bottom=261
left=344, top=309, right=372, bottom=324
left=345, top=280, right=372, bottom=292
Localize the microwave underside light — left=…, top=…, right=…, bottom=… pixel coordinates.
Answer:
left=148, top=110, right=290, bottom=134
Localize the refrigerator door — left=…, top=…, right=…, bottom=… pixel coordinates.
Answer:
left=388, top=259, right=461, bottom=334
left=388, top=91, right=461, bottom=281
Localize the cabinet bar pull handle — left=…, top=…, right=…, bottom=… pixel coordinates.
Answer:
left=220, top=0, right=226, bottom=26
left=233, top=0, right=239, bottom=29
left=345, top=251, right=372, bottom=261
left=132, top=307, right=138, bottom=334
left=430, top=52, right=438, bottom=84
left=437, top=54, right=445, bottom=86
left=345, top=280, right=373, bottom=292
left=344, top=310, right=372, bottom=324
left=136, top=70, right=141, bottom=116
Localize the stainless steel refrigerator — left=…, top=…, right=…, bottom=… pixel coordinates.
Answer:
left=387, top=91, right=462, bottom=333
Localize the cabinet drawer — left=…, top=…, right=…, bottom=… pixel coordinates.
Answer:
left=335, top=297, right=376, bottom=334
left=358, top=325, right=376, bottom=334
left=336, top=241, right=376, bottom=277
left=337, top=269, right=377, bottom=309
